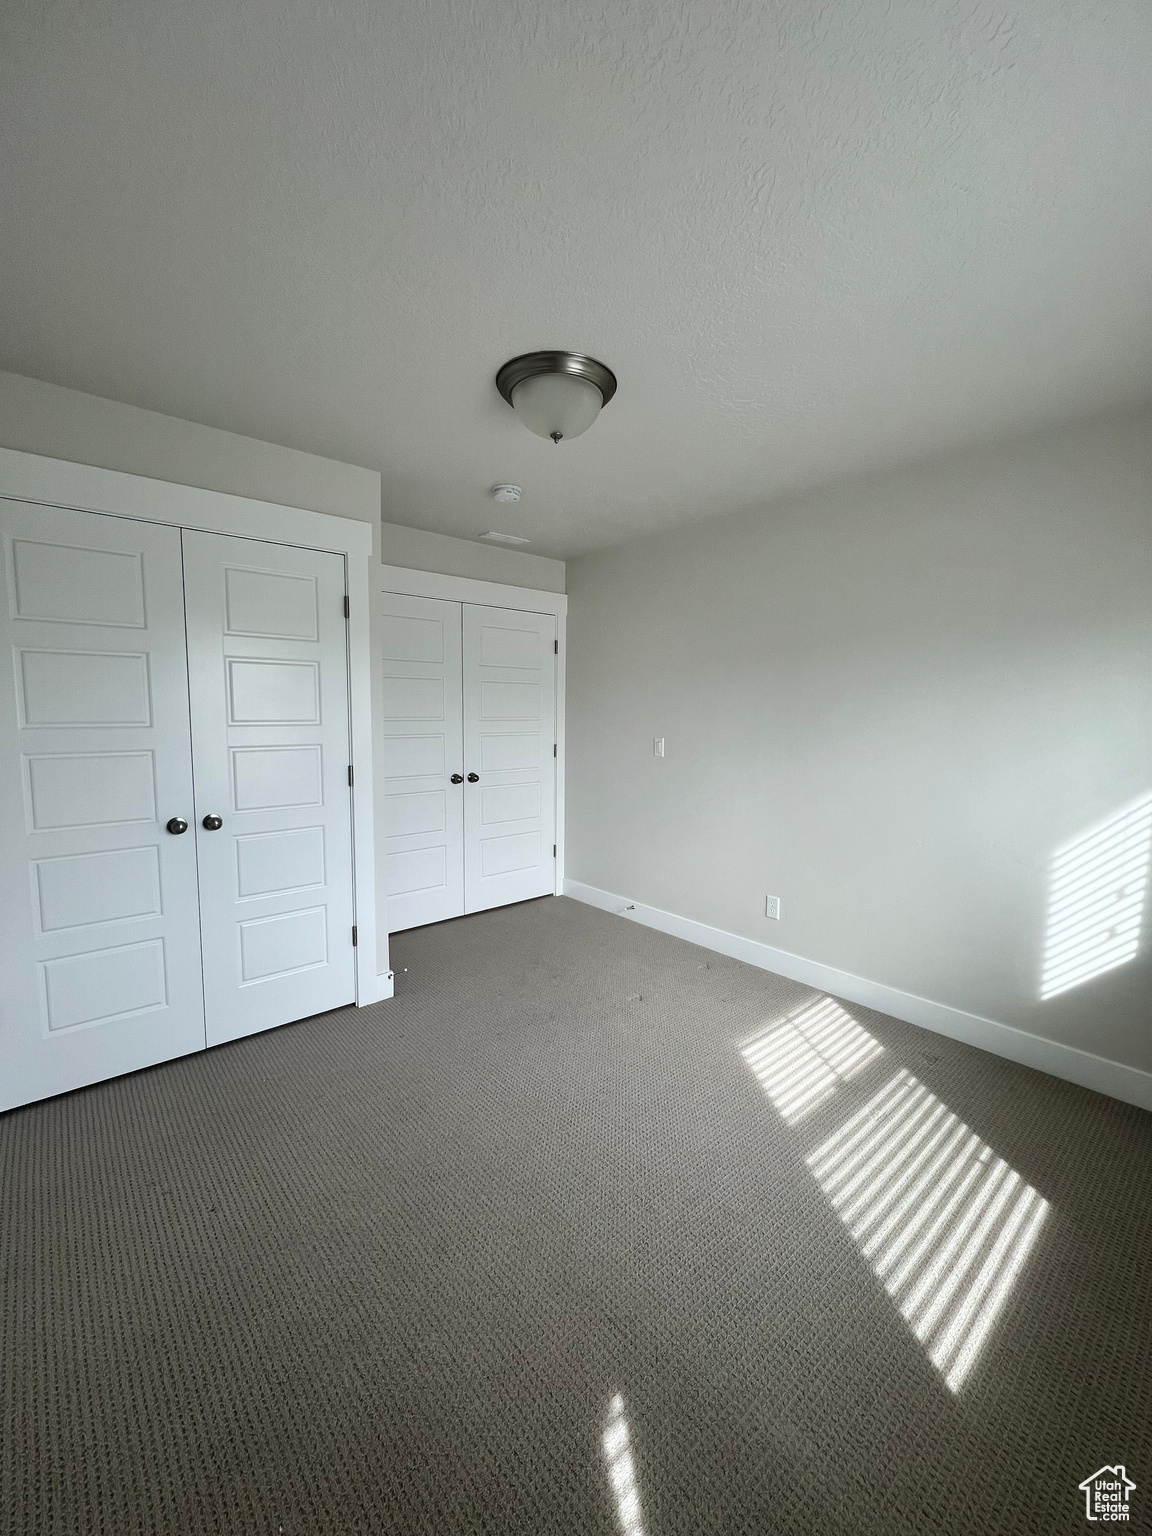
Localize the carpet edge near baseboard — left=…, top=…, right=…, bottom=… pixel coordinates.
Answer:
left=563, top=879, right=1152, bottom=1114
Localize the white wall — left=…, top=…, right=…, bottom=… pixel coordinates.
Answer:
left=566, top=408, right=1152, bottom=1082
left=0, top=370, right=380, bottom=525
left=380, top=520, right=565, bottom=592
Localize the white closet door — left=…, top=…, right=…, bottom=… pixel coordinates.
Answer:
left=378, top=592, right=465, bottom=932
left=181, top=531, right=355, bottom=1047
left=0, top=502, right=206, bottom=1111
left=462, top=603, right=556, bottom=914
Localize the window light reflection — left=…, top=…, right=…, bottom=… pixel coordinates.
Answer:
left=807, top=1069, right=1049, bottom=1391
left=1040, top=793, right=1152, bottom=1000
left=602, top=1393, right=645, bottom=1535
left=741, top=996, right=884, bottom=1124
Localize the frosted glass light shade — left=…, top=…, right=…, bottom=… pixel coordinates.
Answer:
left=496, top=352, right=617, bottom=442
left=510, top=372, right=603, bottom=442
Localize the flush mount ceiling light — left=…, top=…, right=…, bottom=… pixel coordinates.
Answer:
left=496, top=351, right=617, bottom=443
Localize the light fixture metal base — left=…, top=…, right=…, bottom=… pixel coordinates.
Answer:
left=495, top=351, right=617, bottom=409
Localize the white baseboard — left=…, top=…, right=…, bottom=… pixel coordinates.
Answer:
left=564, top=880, right=1152, bottom=1113
left=358, top=971, right=395, bottom=1005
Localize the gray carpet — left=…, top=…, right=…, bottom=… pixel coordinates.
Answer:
left=2, top=895, right=1150, bottom=1536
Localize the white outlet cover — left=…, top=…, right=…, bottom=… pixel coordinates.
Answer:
left=765, top=895, right=781, bottom=920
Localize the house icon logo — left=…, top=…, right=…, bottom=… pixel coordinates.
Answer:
left=1078, top=1465, right=1136, bottom=1522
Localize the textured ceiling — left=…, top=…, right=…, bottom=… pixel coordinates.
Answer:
left=2, top=0, right=1149, bottom=558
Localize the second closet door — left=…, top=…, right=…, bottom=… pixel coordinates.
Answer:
left=379, top=592, right=465, bottom=933
left=380, top=594, right=557, bottom=931
left=182, top=531, right=356, bottom=1046
left=462, top=603, right=556, bottom=915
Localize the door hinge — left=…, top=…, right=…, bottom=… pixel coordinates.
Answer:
left=553, top=844, right=557, bottom=858
left=352, top=925, right=358, bottom=946
left=553, top=743, right=557, bottom=757
left=348, top=764, right=354, bottom=786
left=554, top=638, right=558, bottom=653
left=344, top=594, right=350, bottom=619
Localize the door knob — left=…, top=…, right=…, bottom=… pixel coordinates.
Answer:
left=166, top=817, right=189, bottom=835
left=450, top=773, right=464, bottom=784
left=202, top=814, right=224, bottom=831
left=467, top=773, right=479, bottom=783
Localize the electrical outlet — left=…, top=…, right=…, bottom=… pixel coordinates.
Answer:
left=653, top=737, right=665, bottom=757
left=765, top=895, right=781, bottom=921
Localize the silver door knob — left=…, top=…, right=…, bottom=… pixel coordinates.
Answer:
left=202, top=814, right=224, bottom=831
left=166, top=817, right=189, bottom=835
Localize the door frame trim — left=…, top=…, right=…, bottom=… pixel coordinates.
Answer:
left=0, top=447, right=390, bottom=1006
left=377, top=565, right=567, bottom=899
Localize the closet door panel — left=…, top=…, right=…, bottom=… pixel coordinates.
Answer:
left=462, top=604, right=556, bottom=914
left=378, top=592, right=464, bottom=932
left=0, top=501, right=206, bottom=1111
left=181, top=531, right=355, bottom=1046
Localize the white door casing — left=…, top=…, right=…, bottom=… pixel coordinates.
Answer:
left=462, top=603, right=556, bottom=914
left=378, top=592, right=465, bottom=933
left=181, top=530, right=356, bottom=1046
left=0, top=502, right=207, bottom=1111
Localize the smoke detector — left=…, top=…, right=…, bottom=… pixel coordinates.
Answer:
left=490, top=484, right=521, bottom=503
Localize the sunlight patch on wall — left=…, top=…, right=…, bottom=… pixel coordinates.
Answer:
left=1040, top=792, right=1152, bottom=1000
left=741, top=996, right=883, bottom=1124
left=602, top=1393, right=645, bottom=1535
left=807, top=1069, right=1048, bottom=1391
